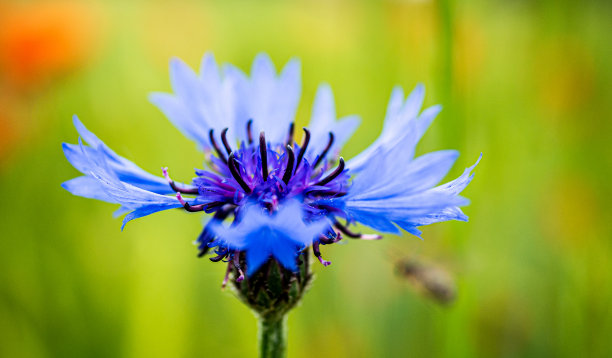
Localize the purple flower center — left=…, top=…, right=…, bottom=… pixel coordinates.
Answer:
left=162, top=120, right=354, bottom=278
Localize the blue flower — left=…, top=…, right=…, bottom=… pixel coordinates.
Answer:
left=63, top=52, right=480, bottom=278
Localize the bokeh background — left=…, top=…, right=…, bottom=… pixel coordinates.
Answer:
left=1, top=0, right=611, bottom=357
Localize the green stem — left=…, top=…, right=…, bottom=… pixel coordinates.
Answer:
left=258, top=315, right=287, bottom=358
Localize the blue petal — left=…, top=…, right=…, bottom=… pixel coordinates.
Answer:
left=62, top=142, right=95, bottom=173
left=307, top=83, right=361, bottom=160
left=152, top=53, right=302, bottom=149
left=345, top=208, right=401, bottom=234
left=341, top=84, right=481, bottom=237
left=199, top=52, right=221, bottom=84
left=121, top=203, right=182, bottom=230
left=62, top=176, right=112, bottom=202
left=210, top=200, right=327, bottom=274
left=149, top=92, right=210, bottom=150
left=271, top=238, right=300, bottom=273
left=382, top=83, right=424, bottom=139
left=309, top=83, right=336, bottom=130
left=151, top=55, right=238, bottom=151
left=246, top=240, right=272, bottom=276
left=248, top=54, right=302, bottom=144
left=431, top=153, right=482, bottom=196
left=274, top=58, right=301, bottom=133
left=251, top=53, right=276, bottom=83
left=348, top=150, right=459, bottom=201
left=395, top=206, right=469, bottom=239
left=243, top=227, right=301, bottom=275
left=63, top=117, right=193, bottom=228
left=67, top=116, right=175, bottom=195
left=347, top=85, right=438, bottom=172
left=170, top=57, right=207, bottom=104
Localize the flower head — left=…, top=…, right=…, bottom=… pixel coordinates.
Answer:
left=63, top=53, right=480, bottom=282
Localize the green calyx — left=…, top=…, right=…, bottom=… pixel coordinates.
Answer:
left=230, top=248, right=312, bottom=321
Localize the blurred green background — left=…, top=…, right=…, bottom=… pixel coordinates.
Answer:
left=1, top=0, right=611, bottom=357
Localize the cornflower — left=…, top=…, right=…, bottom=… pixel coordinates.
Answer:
left=63, top=53, right=480, bottom=358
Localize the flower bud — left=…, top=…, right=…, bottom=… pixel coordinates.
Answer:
left=231, top=249, right=312, bottom=321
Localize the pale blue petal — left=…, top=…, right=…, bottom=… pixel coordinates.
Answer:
left=271, top=58, right=301, bottom=139
left=349, top=150, right=459, bottom=201
left=67, top=117, right=175, bottom=194
left=345, top=208, right=401, bottom=234
left=63, top=119, right=193, bottom=228
left=381, top=84, right=424, bottom=140
left=199, top=52, right=221, bottom=84
left=431, top=153, right=482, bottom=196
left=395, top=206, right=468, bottom=238
left=62, top=176, right=112, bottom=202
left=415, top=104, right=442, bottom=139
left=307, top=83, right=360, bottom=159
left=310, top=83, right=335, bottom=130
left=150, top=93, right=204, bottom=148
left=251, top=53, right=276, bottom=83
left=170, top=57, right=206, bottom=102
left=248, top=54, right=301, bottom=143
left=347, top=85, right=438, bottom=173
left=152, top=53, right=302, bottom=147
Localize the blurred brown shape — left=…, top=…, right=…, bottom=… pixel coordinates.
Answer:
left=396, top=258, right=457, bottom=305
left=0, top=1, right=101, bottom=89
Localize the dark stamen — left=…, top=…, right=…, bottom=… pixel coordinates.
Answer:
left=313, top=241, right=331, bottom=266
left=209, top=129, right=227, bottom=164
left=197, top=234, right=214, bottom=257
left=246, top=119, right=254, bottom=145
left=295, top=128, right=310, bottom=172
left=162, top=167, right=199, bottom=194
left=313, top=132, right=334, bottom=168
left=197, top=235, right=212, bottom=257
left=221, top=128, right=233, bottom=155
left=306, top=189, right=347, bottom=197
left=282, top=145, right=295, bottom=185
left=176, top=193, right=206, bottom=212
left=210, top=251, right=228, bottom=262
left=286, top=122, right=295, bottom=146
left=204, top=201, right=226, bottom=213
left=334, top=221, right=382, bottom=240
left=313, top=157, right=345, bottom=186
left=319, top=233, right=342, bottom=245
left=170, top=182, right=198, bottom=194
left=228, top=153, right=252, bottom=194
left=197, top=231, right=214, bottom=257
left=259, top=132, right=268, bottom=181
left=183, top=204, right=206, bottom=212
